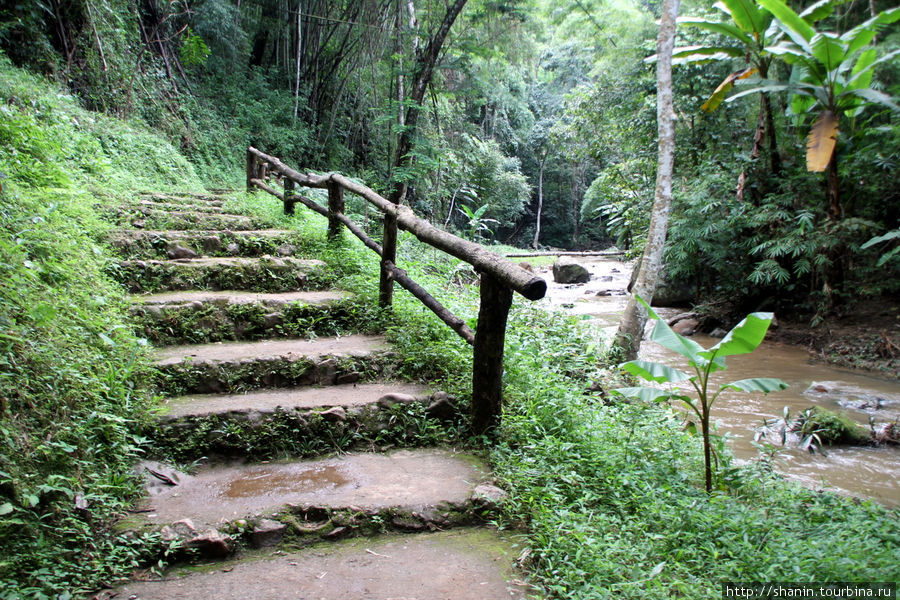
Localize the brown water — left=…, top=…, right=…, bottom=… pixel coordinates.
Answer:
left=535, top=257, right=900, bottom=506
left=224, top=464, right=349, bottom=498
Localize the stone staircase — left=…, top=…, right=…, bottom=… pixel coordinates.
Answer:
left=106, top=192, right=528, bottom=599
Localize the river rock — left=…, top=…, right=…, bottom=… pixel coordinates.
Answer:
left=186, top=528, right=234, bottom=558
left=336, top=372, right=360, bottom=385
left=627, top=258, right=695, bottom=306
left=804, top=381, right=896, bottom=413
left=426, top=392, right=458, bottom=421
left=249, top=519, right=287, bottom=548
left=320, top=406, right=347, bottom=422
left=377, top=393, right=418, bottom=409
left=552, top=257, right=591, bottom=284
left=672, top=318, right=700, bottom=336
left=709, top=327, right=728, bottom=338
left=276, top=243, right=296, bottom=256
left=472, top=483, right=508, bottom=511
left=167, top=243, right=199, bottom=259
left=200, top=235, right=222, bottom=253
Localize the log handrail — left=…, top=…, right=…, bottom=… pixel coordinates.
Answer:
left=248, top=147, right=547, bottom=300
left=246, top=146, right=546, bottom=434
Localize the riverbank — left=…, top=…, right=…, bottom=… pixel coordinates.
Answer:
left=769, top=298, right=899, bottom=378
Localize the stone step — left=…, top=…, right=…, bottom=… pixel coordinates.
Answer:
left=140, top=192, right=226, bottom=207
left=122, top=209, right=261, bottom=231
left=152, top=335, right=395, bottom=395
left=149, top=382, right=458, bottom=461
left=129, top=449, right=498, bottom=537
left=131, top=290, right=357, bottom=345
left=109, top=229, right=301, bottom=260
left=112, top=529, right=527, bottom=599
left=159, top=382, right=433, bottom=419
left=139, top=200, right=225, bottom=214
left=115, top=256, right=329, bottom=294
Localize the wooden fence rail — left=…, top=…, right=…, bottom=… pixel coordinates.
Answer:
left=246, top=147, right=547, bottom=434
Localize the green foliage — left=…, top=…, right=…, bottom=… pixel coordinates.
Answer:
left=486, top=299, right=899, bottom=598
left=458, top=204, right=500, bottom=242
left=861, top=228, right=900, bottom=268
left=614, top=297, right=787, bottom=493
left=582, top=159, right=653, bottom=253
left=334, top=235, right=899, bottom=596
left=734, top=0, right=900, bottom=171
left=0, top=55, right=207, bottom=596
left=179, top=29, right=211, bottom=67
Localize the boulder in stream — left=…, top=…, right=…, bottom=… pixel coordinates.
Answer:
left=552, top=257, right=591, bottom=284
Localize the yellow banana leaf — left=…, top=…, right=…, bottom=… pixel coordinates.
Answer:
left=806, top=110, right=838, bottom=172
left=702, top=67, right=758, bottom=112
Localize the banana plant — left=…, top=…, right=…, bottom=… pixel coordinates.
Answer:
left=729, top=0, right=900, bottom=220
left=613, top=296, right=788, bottom=493
left=458, top=203, right=499, bottom=242
left=667, top=0, right=785, bottom=190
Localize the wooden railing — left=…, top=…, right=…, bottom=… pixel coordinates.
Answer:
left=246, top=147, right=547, bottom=434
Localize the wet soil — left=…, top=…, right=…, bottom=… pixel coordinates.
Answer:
left=767, top=299, right=900, bottom=376
left=111, top=528, right=529, bottom=600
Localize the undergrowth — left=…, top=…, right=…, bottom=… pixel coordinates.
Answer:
left=365, top=235, right=900, bottom=597
left=0, top=55, right=199, bottom=597
left=492, top=306, right=899, bottom=597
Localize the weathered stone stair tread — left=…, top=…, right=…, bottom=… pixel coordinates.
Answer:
left=140, top=449, right=488, bottom=527
left=140, top=194, right=225, bottom=206
left=134, top=210, right=257, bottom=230
left=153, top=334, right=388, bottom=367
left=139, top=200, right=225, bottom=213
left=110, top=229, right=301, bottom=259
left=113, top=529, right=528, bottom=599
left=134, top=289, right=348, bottom=307
left=114, top=228, right=297, bottom=242
left=160, top=382, right=431, bottom=418
left=118, top=256, right=327, bottom=293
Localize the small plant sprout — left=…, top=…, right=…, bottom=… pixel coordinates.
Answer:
left=613, top=296, right=788, bottom=493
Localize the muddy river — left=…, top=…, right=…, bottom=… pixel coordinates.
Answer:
left=531, top=255, right=900, bottom=506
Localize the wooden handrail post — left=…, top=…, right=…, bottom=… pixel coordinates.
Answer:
left=379, top=213, right=398, bottom=308
left=471, top=272, right=513, bottom=436
left=327, top=179, right=345, bottom=241
left=246, top=148, right=256, bottom=192
left=283, top=177, right=295, bottom=215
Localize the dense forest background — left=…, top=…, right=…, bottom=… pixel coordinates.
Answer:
left=2, top=0, right=898, bottom=320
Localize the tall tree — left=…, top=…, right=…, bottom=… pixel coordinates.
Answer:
left=613, top=0, right=680, bottom=361
left=380, top=0, right=469, bottom=307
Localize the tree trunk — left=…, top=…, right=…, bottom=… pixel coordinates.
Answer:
left=381, top=0, right=468, bottom=306
left=533, top=152, right=546, bottom=249
left=826, top=151, right=840, bottom=221
left=571, top=162, right=583, bottom=247
left=613, top=0, right=680, bottom=361
left=388, top=0, right=468, bottom=206
left=292, top=0, right=303, bottom=122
